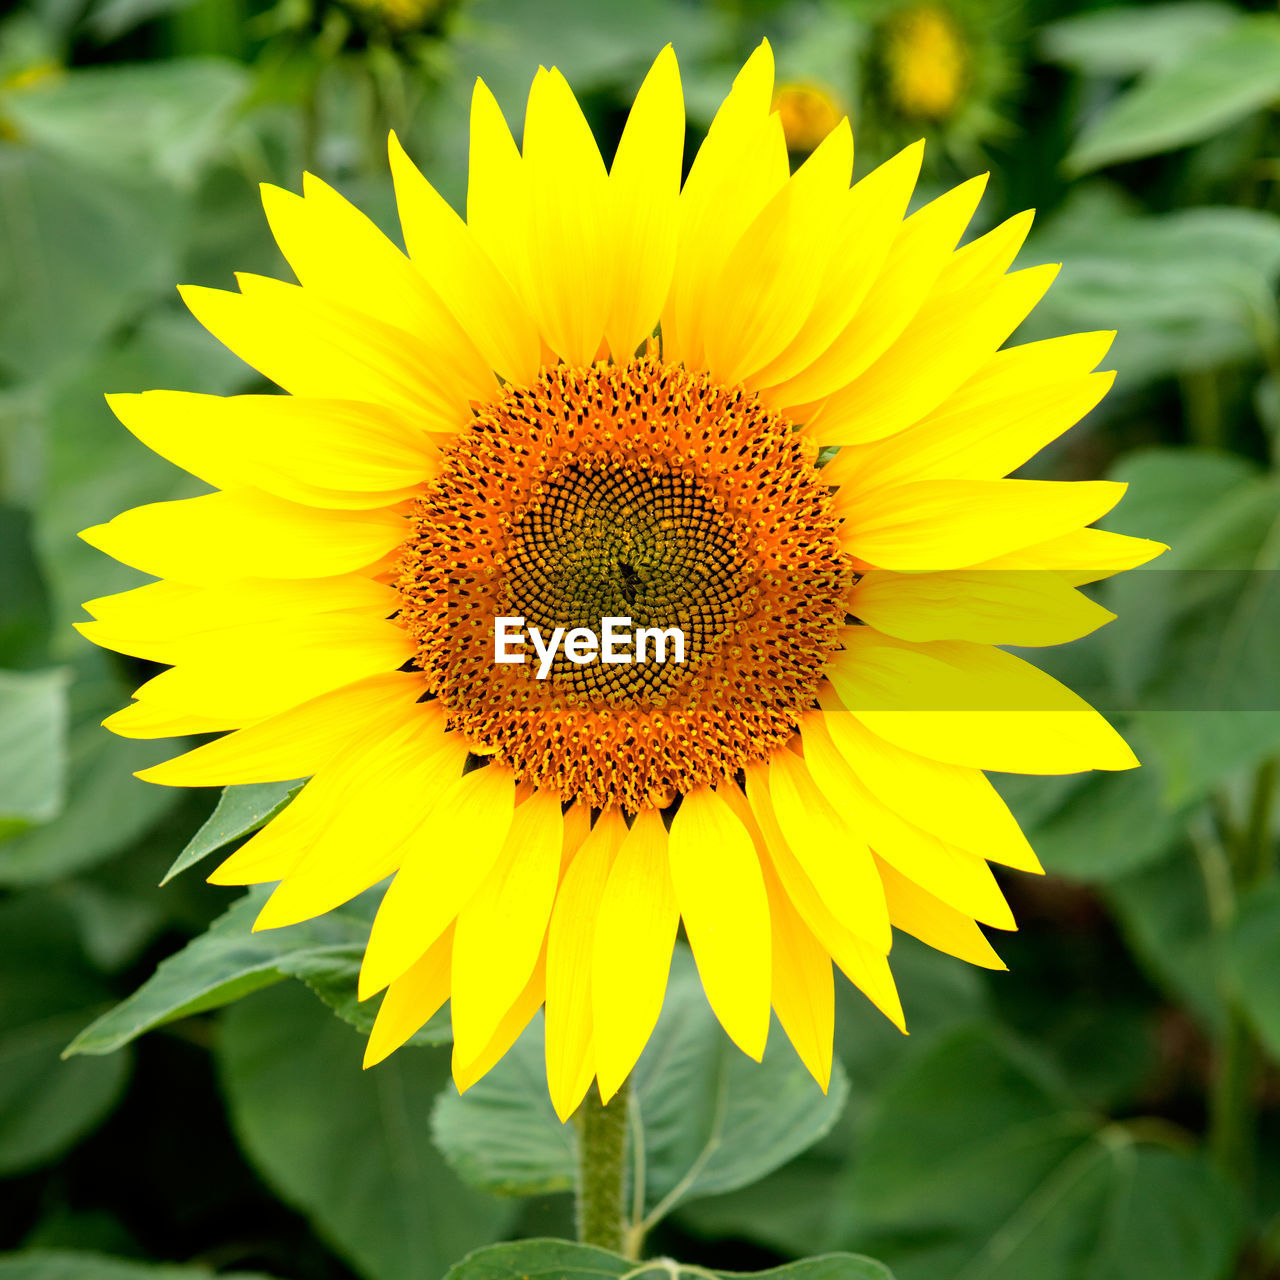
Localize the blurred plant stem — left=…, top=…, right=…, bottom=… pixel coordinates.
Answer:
left=1180, top=370, right=1224, bottom=451
left=168, top=0, right=248, bottom=58
left=1207, top=759, right=1277, bottom=1188
left=575, top=1079, right=632, bottom=1257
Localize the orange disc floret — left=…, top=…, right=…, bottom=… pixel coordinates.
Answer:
left=394, top=356, right=856, bottom=812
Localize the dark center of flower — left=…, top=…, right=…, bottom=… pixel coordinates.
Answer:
left=393, top=355, right=854, bottom=813
left=505, top=462, right=744, bottom=702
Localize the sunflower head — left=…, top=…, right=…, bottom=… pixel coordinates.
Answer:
left=79, top=42, right=1163, bottom=1122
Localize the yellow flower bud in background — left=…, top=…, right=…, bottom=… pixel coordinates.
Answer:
left=772, top=80, right=848, bottom=152
left=881, top=3, right=967, bottom=120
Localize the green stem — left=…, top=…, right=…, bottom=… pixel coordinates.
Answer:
left=1209, top=1007, right=1258, bottom=1185
left=1244, top=758, right=1277, bottom=888
left=1180, top=370, right=1223, bottom=451
left=1207, top=760, right=1278, bottom=1187
left=576, top=1080, right=630, bottom=1254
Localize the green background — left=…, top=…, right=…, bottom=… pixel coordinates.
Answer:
left=3, top=0, right=1280, bottom=1276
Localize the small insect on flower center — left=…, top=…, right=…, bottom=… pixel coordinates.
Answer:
left=394, top=356, right=855, bottom=813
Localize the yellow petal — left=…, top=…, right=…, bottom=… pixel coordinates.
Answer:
left=106, top=391, right=436, bottom=507
left=933, top=208, right=1035, bottom=297
left=466, top=78, right=532, bottom=306
left=364, top=926, right=453, bottom=1069
left=977, top=526, right=1167, bottom=584
left=851, top=568, right=1115, bottom=646
left=360, top=764, right=516, bottom=998
left=814, top=697, right=1040, bottom=873
left=180, top=278, right=470, bottom=429
left=836, top=478, right=1126, bottom=571
left=592, top=808, right=679, bottom=1101
left=797, top=712, right=1014, bottom=928
left=825, top=632, right=1139, bottom=773
left=260, top=176, right=494, bottom=404
left=810, top=264, right=1061, bottom=447
left=102, top=701, right=238, bottom=739
left=207, top=702, right=455, bottom=888
left=135, top=671, right=423, bottom=786
left=702, top=120, right=853, bottom=384
left=126, top=613, right=412, bottom=723
left=389, top=132, right=540, bottom=386
left=521, top=68, right=612, bottom=365
left=825, top=372, right=1114, bottom=490
left=663, top=42, right=787, bottom=368
left=764, top=173, right=987, bottom=412
left=81, top=489, right=406, bottom=584
left=877, top=859, right=1007, bottom=971
left=454, top=949, right=547, bottom=1093
left=83, top=575, right=397, bottom=649
left=762, top=748, right=891, bottom=951
left=249, top=714, right=468, bottom=927
left=667, top=785, right=772, bottom=1060
left=760, top=854, right=834, bottom=1091
left=960, top=329, right=1116, bottom=392
left=743, top=776, right=905, bottom=1033
left=606, top=45, right=684, bottom=359
left=451, top=789, right=564, bottom=1069
left=751, top=142, right=923, bottom=392
left=545, top=809, right=626, bottom=1121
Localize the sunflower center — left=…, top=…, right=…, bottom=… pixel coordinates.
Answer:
left=505, top=462, right=743, bottom=701
left=394, top=356, right=853, bottom=813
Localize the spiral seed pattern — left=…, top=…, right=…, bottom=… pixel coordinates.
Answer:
left=394, top=354, right=854, bottom=812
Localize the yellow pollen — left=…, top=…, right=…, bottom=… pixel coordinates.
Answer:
left=393, top=357, right=856, bottom=813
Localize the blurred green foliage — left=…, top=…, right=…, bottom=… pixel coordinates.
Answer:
left=2, top=0, right=1280, bottom=1276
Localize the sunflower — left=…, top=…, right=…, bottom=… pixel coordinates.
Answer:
left=79, top=42, right=1163, bottom=1123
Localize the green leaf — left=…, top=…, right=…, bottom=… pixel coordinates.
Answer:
left=0, top=667, right=69, bottom=835
left=1107, top=841, right=1225, bottom=1036
left=0, top=150, right=182, bottom=386
left=83, top=0, right=206, bottom=41
left=2, top=59, right=248, bottom=186
left=443, top=1241, right=893, bottom=1280
left=0, top=1252, right=277, bottom=1279
left=0, top=503, right=53, bottom=667
left=1102, top=448, right=1260, bottom=550
left=1040, top=2, right=1238, bottom=77
left=433, top=949, right=849, bottom=1219
left=1022, top=204, right=1280, bottom=389
left=39, top=310, right=247, bottom=640
left=679, top=938, right=992, bottom=1257
left=0, top=896, right=131, bottom=1176
left=834, top=1026, right=1242, bottom=1280
left=0, top=667, right=184, bottom=886
left=218, top=982, right=511, bottom=1280
left=1091, top=450, right=1280, bottom=803
left=64, top=890, right=371, bottom=1056
left=1066, top=14, right=1280, bottom=174
left=1227, top=881, right=1280, bottom=1061
left=272, top=941, right=451, bottom=1044
left=162, top=780, right=301, bottom=885
left=994, top=764, right=1182, bottom=882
